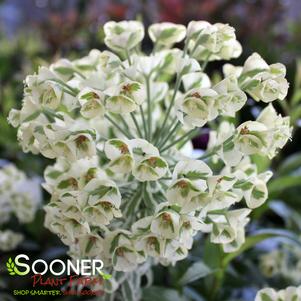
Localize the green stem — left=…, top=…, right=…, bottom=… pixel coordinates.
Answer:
left=139, top=105, right=148, bottom=139
left=125, top=49, right=132, bottom=65
left=155, top=74, right=182, bottom=143
left=119, top=114, right=131, bottom=131
left=130, top=112, right=143, bottom=138
left=105, top=114, right=133, bottom=139
left=190, top=32, right=204, bottom=57
left=47, top=78, right=79, bottom=96
left=201, top=53, right=211, bottom=71
left=277, top=99, right=290, bottom=116
left=161, top=128, right=199, bottom=153
left=73, top=69, right=86, bottom=79
left=145, top=75, right=152, bottom=141
left=210, top=270, right=224, bottom=301
left=158, top=120, right=181, bottom=149
left=197, top=134, right=235, bottom=160
left=124, top=185, right=142, bottom=217
left=153, top=38, right=190, bottom=143
left=156, top=116, right=177, bottom=145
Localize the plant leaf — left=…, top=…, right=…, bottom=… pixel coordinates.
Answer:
left=178, top=261, right=212, bottom=285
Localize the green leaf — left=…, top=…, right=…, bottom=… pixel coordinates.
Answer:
left=181, top=171, right=207, bottom=180
left=46, top=170, right=62, bottom=179
left=57, top=179, right=74, bottom=189
left=222, top=229, right=301, bottom=268
left=251, top=154, right=271, bottom=173
left=90, top=186, right=116, bottom=198
left=142, top=286, right=187, bottom=301
left=268, top=176, right=301, bottom=198
left=178, top=261, right=212, bottom=285
left=252, top=188, right=265, bottom=199
left=109, top=139, right=129, bottom=152
left=203, top=237, right=223, bottom=270
left=85, top=238, right=95, bottom=254
left=242, top=79, right=260, bottom=90
left=121, top=280, right=135, bottom=301
left=260, top=293, right=274, bottom=301
left=238, top=68, right=267, bottom=84
left=233, top=180, right=253, bottom=191
left=23, top=110, right=41, bottom=122
left=54, top=66, right=74, bottom=76
left=223, top=140, right=235, bottom=152
left=109, top=233, right=121, bottom=253
left=277, top=152, right=301, bottom=175
left=158, top=28, right=178, bottom=41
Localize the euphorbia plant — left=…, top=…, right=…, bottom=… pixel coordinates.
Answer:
left=9, top=20, right=291, bottom=299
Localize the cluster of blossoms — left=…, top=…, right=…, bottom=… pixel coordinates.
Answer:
left=256, top=286, right=301, bottom=301
left=0, top=164, right=41, bottom=251
left=260, top=243, right=301, bottom=284
left=8, top=20, right=291, bottom=297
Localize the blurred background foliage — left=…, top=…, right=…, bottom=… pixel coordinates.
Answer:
left=0, top=1, right=301, bottom=301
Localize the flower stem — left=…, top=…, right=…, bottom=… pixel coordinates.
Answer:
left=105, top=114, right=133, bottom=139
left=155, top=74, right=182, bottom=143
left=145, top=75, right=152, bottom=141
left=160, top=128, right=199, bottom=153
left=139, top=106, right=148, bottom=139
left=130, top=112, right=143, bottom=138
left=125, top=49, right=132, bottom=65
left=47, top=78, right=79, bottom=96
left=158, top=120, right=181, bottom=149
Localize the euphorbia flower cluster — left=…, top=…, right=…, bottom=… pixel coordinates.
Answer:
left=0, top=164, right=41, bottom=251
left=9, top=20, right=291, bottom=297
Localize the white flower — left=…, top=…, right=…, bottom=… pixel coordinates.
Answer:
left=78, top=88, right=105, bottom=119
left=176, top=55, right=201, bottom=75
left=105, top=230, right=145, bottom=272
left=236, top=121, right=269, bottom=156
left=0, top=230, right=23, bottom=251
left=0, top=164, right=41, bottom=225
left=207, top=121, right=239, bottom=165
left=126, top=139, right=168, bottom=181
left=85, top=178, right=121, bottom=208
left=176, top=88, right=218, bottom=128
left=209, top=209, right=250, bottom=252
left=242, top=175, right=270, bottom=209
left=160, top=240, right=188, bottom=264
left=104, top=139, right=134, bottom=174
left=54, top=130, right=97, bottom=161
left=182, top=72, right=211, bottom=91
left=133, top=156, right=168, bottom=182
left=167, top=160, right=211, bottom=212
left=150, top=208, right=181, bottom=239
left=214, top=76, right=247, bottom=117
left=149, top=22, right=186, bottom=48
left=187, top=21, right=240, bottom=61
left=124, top=54, right=165, bottom=79
left=256, top=104, right=292, bottom=157
left=223, top=63, right=243, bottom=78
left=105, top=80, right=146, bottom=114
left=241, top=53, right=289, bottom=102
left=104, top=21, right=144, bottom=52
left=7, top=20, right=293, bottom=278
left=71, top=232, right=105, bottom=258
left=179, top=214, right=203, bottom=249
left=255, top=286, right=301, bottom=301
left=7, top=109, right=21, bottom=128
